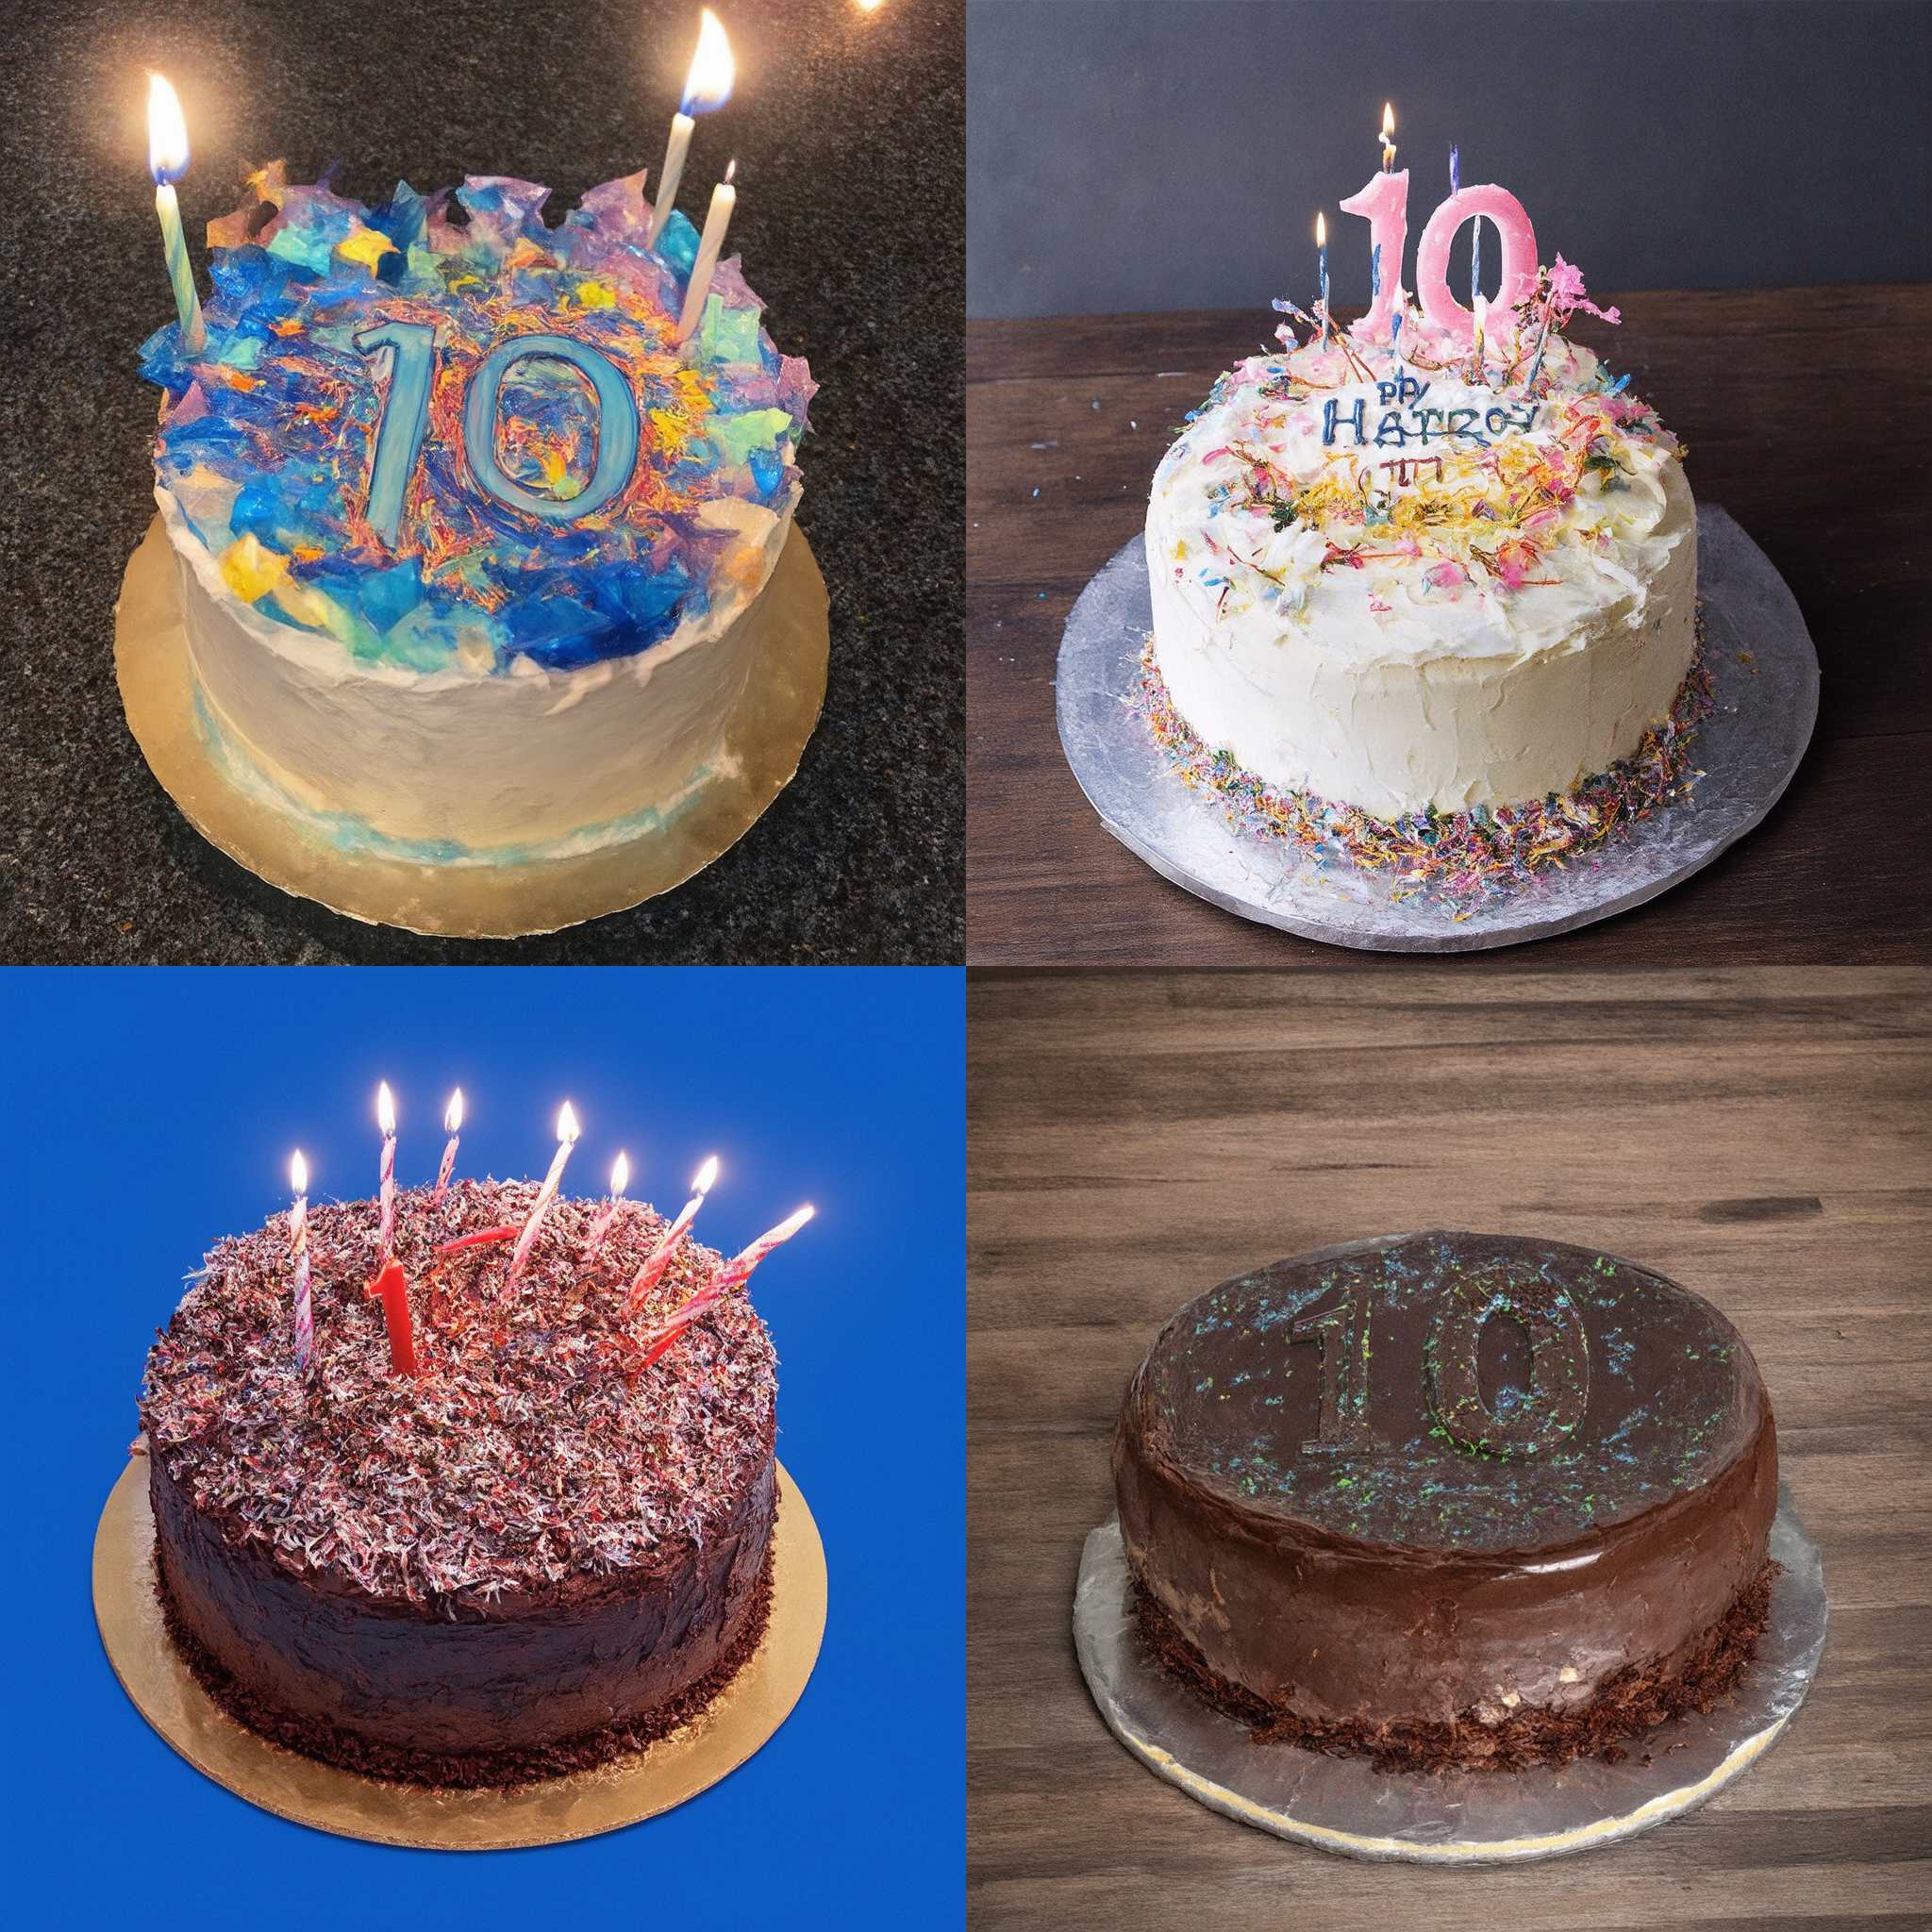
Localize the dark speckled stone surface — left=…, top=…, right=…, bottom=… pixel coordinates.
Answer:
left=0, top=0, right=962, bottom=963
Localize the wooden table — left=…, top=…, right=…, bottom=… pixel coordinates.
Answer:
left=967, top=965, right=1932, bottom=1929
left=965, top=289, right=1932, bottom=965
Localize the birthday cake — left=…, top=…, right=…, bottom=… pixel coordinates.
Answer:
left=137, top=168, right=815, bottom=867
left=138, top=1177, right=782, bottom=1787
left=1113, top=1232, right=1777, bottom=1772
left=1142, top=266, right=1706, bottom=903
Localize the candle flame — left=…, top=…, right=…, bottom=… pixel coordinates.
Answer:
left=444, top=1088, right=463, bottom=1134
left=692, top=1154, right=721, bottom=1196
left=857, top=0, right=886, bottom=11
left=1315, top=211, right=1325, bottom=247
left=681, top=8, right=735, bottom=115
left=1381, top=102, right=1395, bottom=142
left=557, top=1100, right=581, bottom=1144
left=147, top=72, right=191, bottom=185
left=376, top=1080, right=396, bottom=1136
left=724, top=158, right=738, bottom=186
left=610, top=1151, right=630, bottom=1196
left=291, top=1150, right=308, bottom=1195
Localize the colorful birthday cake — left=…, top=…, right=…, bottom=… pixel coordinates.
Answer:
left=1142, top=263, right=1706, bottom=906
left=138, top=168, right=814, bottom=866
left=1113, top=1232, right=1777, bottom=1772
left=139, top=1176, right=786, bottom=1787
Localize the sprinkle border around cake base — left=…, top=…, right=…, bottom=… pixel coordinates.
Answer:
left=1134, top=616, right=1715, bottom=917
left=1130, top=1561, right=1774, bottom=1775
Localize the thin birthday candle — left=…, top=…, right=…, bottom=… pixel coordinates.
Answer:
left=289, top=1151, right=313, bottom=1374
left=709, top=1204, right=815, bottom=1296
left=650, top=8, right=735, bottom=249
left=677, top=159, right=738, bottom=343
left=375, top=1081, right=398, bottom=1263
left=146, top=74, right=206, bottom=354
left=585, top=1151, right=631, bottom=1260
left=433, top=1088, right=463, bottom=1200
left=507, top=1101, right=580, bottom=1287
left=627, top=1154, right=720, bottom=1311
left=1316, top=212, right=1329, bottom=351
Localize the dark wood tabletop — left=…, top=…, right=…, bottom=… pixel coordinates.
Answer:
left=966, top=964, right=1932, bottom=1930
left=965, top=286, right=1932, bottom=966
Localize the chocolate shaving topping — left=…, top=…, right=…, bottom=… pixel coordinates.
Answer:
left=138, top=1180, right=777, bottom=1606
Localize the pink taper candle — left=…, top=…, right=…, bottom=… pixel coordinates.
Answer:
left=585, top=1151, right=631, bottom=1260
left=375, top=1082, right=398, bottom=1263
left=433, top=1088, right=463, bottom=1200
left=710, top=1204, right=815, bottom=1295
left=289, top=1150, right=313, bottom=1374
left=507, top=1102, right=580, bottom=1288
left=626, top=1154, right=720, bottom=1312
left=1415, top=185, right=1538, bottom=347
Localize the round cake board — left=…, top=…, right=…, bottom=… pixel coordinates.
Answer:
left=1074, top=1490, right=1825, bottom=1864
left=1056, top=504, right=1820, bottom=952
left=114, top=516, right=831, bottom=940
left=94, top=1457, right=827, bottom=1850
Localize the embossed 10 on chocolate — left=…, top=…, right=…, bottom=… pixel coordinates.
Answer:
left=1292, top=1264, right=1591, bottom=1457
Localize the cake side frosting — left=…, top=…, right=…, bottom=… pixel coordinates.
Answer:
left=1146, top=325, right=1697, bottom=821
left=1114, top=1232, right=1777, bottom=1762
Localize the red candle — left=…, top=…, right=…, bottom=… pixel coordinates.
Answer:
left=435, top=1224, right=520, bottom=1257
left=364, top=1258, right=418, bottom=1376
left=625, top=1153, right=720, bottom=1312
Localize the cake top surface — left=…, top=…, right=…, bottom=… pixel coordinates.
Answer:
left=1133, top=1230, right=1766, bottom=1559
left=139, top=1178, right=776, bottom=1607
left=140, top=168, right=815, bottom=676
left=1149, top=290, right=1689, bottom=669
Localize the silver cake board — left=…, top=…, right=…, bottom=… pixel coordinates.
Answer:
left=1056, top=505, right=1820, bottom=952
left=1074, top=1488, right=1825, bottom=1864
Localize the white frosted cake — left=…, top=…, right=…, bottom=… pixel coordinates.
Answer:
left=139, top=167, right=814, bottom=866
left=1141, top=289, right=1704, bottom=888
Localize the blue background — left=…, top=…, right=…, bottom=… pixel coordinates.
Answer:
left=1, top=966, right=964, bottom=1925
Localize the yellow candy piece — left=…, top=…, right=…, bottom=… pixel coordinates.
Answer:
left=218, top=533, right=291, bottom=603
left=574, top=279, right=617, bottom=309
left=272, top=577, right=339, bottom=632
left=336, top=225, right=398, bottom=274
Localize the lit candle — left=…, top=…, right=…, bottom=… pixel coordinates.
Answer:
left=433, top=1088, right=463, bottom=1200
left=649, top=8, right=736, bottom=250
left=146, top=74, right=206, bottom=355
left=375, top=1081, right=398, bottom=1263
left=1380, top=101, right=1397, bottom=174
left=364, top=1258, right=418, bottom=1376
left=585, top=1151, right=631, bottom=1259
left=626, top=1154, right=720, bottom=1311
left=1339, top=166, right=1408, bottom=341
left=710, top=1203, right=815, bottom=1295
left=289, top=1151, right=313, bottom=1374
left=1315, top=211, right=1329, bottom=351
left=507, top=1101, right=580, bottom=1287
left=676, top=160, right=738, bottom=344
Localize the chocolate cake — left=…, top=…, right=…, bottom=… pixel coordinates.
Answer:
left=138, top=1179, right=778, bottom=1789
left=1113, top=1232, right=1777, bottom=1773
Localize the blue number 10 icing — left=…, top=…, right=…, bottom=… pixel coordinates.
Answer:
left=355, top=325, right=642, bottom=540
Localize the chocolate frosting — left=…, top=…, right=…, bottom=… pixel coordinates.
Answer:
left=1115, top=1232, right=1776, bottom=1736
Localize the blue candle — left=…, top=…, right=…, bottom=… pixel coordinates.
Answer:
left=1316, top=211, right=1329, bottom=348
left=1449, top=144, right=1459, bottom=195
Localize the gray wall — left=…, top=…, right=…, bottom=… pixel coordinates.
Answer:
left=968, top=0, right=1932, bottom=318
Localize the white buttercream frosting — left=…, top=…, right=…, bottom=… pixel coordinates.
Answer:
left=1146, top=332, right=1697, bottom=820
left=160, top=481, right=793, bottom=858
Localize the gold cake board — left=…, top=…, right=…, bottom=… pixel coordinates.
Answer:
left=93, top=1457, right=828, bottom=1849
left=114, top=516, right=831, bottom=940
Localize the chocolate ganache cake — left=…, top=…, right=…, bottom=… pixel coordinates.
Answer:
left=139, top=1179, right=777, bottom=1788
left=1114, top=1232, right=1777, bottom=1772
